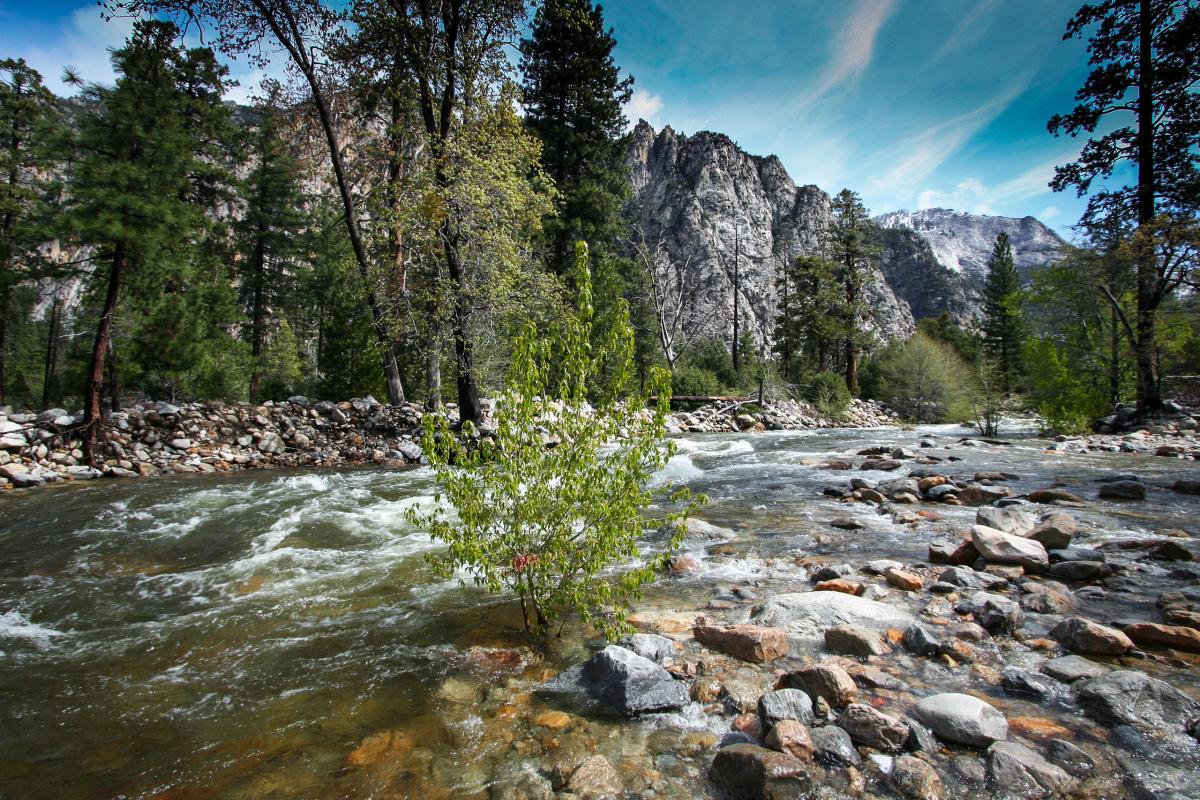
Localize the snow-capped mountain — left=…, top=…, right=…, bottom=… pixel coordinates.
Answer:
left=874, top=208, right=1068, bottom=282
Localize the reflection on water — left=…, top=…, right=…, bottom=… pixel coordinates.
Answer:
left=1, top=426, right=1197, bottom=797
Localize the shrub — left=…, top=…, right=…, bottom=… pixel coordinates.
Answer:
left=805, top=371, right=851, bottom=418
left=1024, top=337, right=1108, bottom=434
left=407, top=243, right=702, bottom=638
left=869, top=333, right=968, bottom=422
left=670, top=364, right=724, bottom=397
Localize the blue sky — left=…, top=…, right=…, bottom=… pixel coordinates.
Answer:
left=1, top=0, right=1116, bottom=235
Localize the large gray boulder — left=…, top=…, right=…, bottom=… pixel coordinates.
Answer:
left=579, top=645, right=688, bottom=716
left=986, top=741, right=1075, bottom=799
left=1076, top=669, right=1200, bottom=735
left=752, top=591, right=917, bottom=644
left=976, top=506, right=1034, bottom=535
left=914, top=693, right=1008, bottom=748
left=971, top=525, right=1049, bottom=569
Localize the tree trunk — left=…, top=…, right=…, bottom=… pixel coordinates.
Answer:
left=0, top=312, right=7, bottom=407
left=248, top=232, right=266, bottom=403
left=425, top=333, right=442, bottom=410
left=1134, top=0, right=1160, bottom=412
left=264, top=5, right=405, bottom=406
left=383, top=342, right=406, bottom=407
left=42, top=295, right=60, bottom=409
left=84, top=242, right=125, bottom=465
left=107, top=337, right=121, bottom=414
left=1109, top=301, right=1121, bottom=406
left=845, top=339, right=858, bottom=396
left=442, top=235, right=481, bottom=426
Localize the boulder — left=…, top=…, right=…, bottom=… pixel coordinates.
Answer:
left=1026, top=513, right=1077, bottom=549
left=1123, top=622, right=1200, bottom=653
left=710, top=744, right=814, bottom=800
left=958, top=485, right=1011, bottom=506
left=778, top=664, right=857, bottom=708
left=809, top=725, right=861, bottom=767
left=824, top=624, right=888, bottom=657
left=678, top=518, right=736, bottom=540
left=914, top=693, right=1008, bottom=748
left=1049, top=616, right=1133, bottom=655
left=1040, top=655, right=1109, bottom=683
left=1098, top=480, right=1146, bottom=501
left=938, top=566, right=1007, bottom=591
left=958, top=592, right=1024, bottom=635
left=579, top=645, right=688, bottom=715
left=976, top=507, right=1034, bottom=535
left=1047, top=561, right=1112, bottom=582
left=986, top=741, right=1075, bottom=799
left=1028, top=488, right=1083, bottom=504
left=758, top=688, right=814, bottom=730
left=764, top=720, right=814, bottom=760
left=1043, top=739, right=1094, bottom=779
left=1019, top=583, right=1075, bottom=615
left=1078, top=669, right=1200, bottom=735
left=971, top=525, right=1049, bottom=569
left=693, top=624, right=789, bottom=663
left=751, top=591, right=917, bottom=644
left=837, top=703, right=910, bottom=751
left=618, top=633, right=676, bottom=664
left=1001, top=668, right=1054, bottom=699
left=257, top=432, right=286, bottom=454
left=891, top=755, right=945, bottom=800
left=902, top=624, right=941, bottom=657
left=884, top=567, right=923, bottom=591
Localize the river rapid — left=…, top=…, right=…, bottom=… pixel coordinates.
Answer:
left=1, top=425, right=1198, bottom=799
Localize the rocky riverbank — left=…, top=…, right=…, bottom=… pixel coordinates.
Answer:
left=468, top=435, right=1200, bottom=800
left=0, top=395, right=900, bottom=491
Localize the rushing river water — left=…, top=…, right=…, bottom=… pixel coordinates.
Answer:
left=1, top=426, right=1198, bottom=799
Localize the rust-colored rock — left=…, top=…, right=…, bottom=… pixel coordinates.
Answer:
left=694, top=624, right=790, bottom=663
left=813, top=579, right=864, bottom=596
left=764, top=720, right=815, bottom=760
left=884, top=567, right=923, bottom=591
left=1123, top=622, right=1200, bottom=653
left=777, top=663, right=858, bottom=708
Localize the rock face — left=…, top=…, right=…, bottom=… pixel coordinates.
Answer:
left=914, top=693, right=1009, bottom=748
left=875, top=207, right=1068, bottom=316
left=627, top=120, right=915, bottom=350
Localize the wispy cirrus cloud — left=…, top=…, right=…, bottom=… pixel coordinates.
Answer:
left=792, top=0, right=896, bottom=112
left=870, top=71, right=1035, bottom=203
left=933, top=0, right=1003, bottom=61
left=916, top=155, right=1072, bottom=214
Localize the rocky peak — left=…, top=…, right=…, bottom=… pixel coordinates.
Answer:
left=625, top=122, right=915, bottom=352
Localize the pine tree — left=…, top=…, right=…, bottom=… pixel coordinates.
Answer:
left=0, top=59, right=59, bottom=405
left=236, top=98, right=308, bottom=402
left=773, top=254, right=839, bottom=383
left=982, top=232, right=1025, bottom=391
left=1049, top=0, right=1200, bottom=412
left=520, top=0, right=634, bottom=279
left=826, top=189, right=876, bottom=394
left=66, top=21, right=233, bottom=461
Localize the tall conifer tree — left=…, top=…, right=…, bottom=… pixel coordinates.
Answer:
left=982, top=232, right=1025, bottom=391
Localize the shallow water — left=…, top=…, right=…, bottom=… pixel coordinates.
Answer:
left=1, top=425, right=1197, bottom=798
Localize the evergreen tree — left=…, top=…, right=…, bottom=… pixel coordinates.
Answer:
left=66, top=21, right=234, bottom=461
left=236, top=99, right=308, bottom=402
left=826, top=189, right=876, bottom=394
left=0, top=59, right=59, bottom=405
left=772, top=254, right=839, bottom=383
left=982, top=232, right=1025, bottom=391
left=520, top=0, right=634, bottom=279
left=1049, top=0, right=1200, bottom=412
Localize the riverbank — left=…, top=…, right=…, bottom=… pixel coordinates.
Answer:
left=0, top=395, right=900, bottom=491
left=2, top=425, right=1199, bottom=798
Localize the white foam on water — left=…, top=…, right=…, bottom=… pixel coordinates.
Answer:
left=0, top=609, right=65, bottom=647
left=652, top=455, right=703, bottom=486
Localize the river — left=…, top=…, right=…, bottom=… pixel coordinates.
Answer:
left=1, top=425, right=1197, bottom=798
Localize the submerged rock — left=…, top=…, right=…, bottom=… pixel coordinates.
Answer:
left=891, top=754, right=945, bottom=800
left=810, top=725, right=861, bottom=767
left=1076, top=669, right=1200, bottom=735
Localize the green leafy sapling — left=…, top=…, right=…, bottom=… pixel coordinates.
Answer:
left=407, top=242, right=702, bottom=639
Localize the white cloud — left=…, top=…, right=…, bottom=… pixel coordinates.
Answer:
left=626, top=89, right=664, bottom=126
left=22, top=6, right=134, bottom=93
left=792, top=0, right=895, bottom=112
left=933, top=0, right=1002, bottom=61
left=1039, top=206, right=1061, bottom=220
left=869, top=72, right=1035, bottom=205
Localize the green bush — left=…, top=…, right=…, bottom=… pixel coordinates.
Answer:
left=805, top=371, right=851, bottom=418
left=407, top=243, right=702, bottom=638
left=1024, top=337, right=1108, bottom=434
left=670, top=364, right=724, bottom=397
left=869, top=332, right=970, bottom=422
